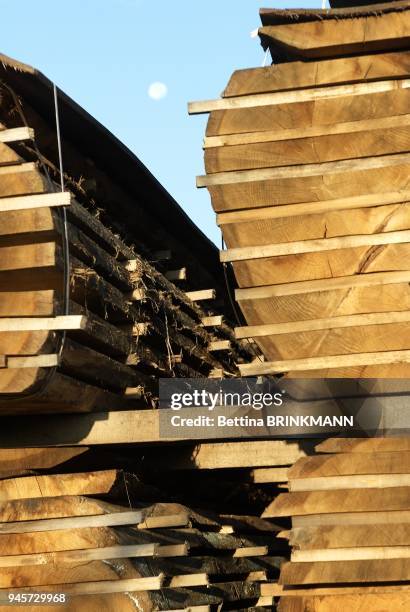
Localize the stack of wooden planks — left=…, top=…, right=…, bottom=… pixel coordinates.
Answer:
left=262, top=437, right=410, bottom=611
left=0, top=446, right=294, bottom=611
left=0, top=56, right=255, bottom=414
left=189, top=0, right=410, bottom=378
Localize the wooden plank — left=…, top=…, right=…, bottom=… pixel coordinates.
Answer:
left=221, top=230, right=410, bottom=262
left=0, top=470, right=119, bottom=500
left=9, top=575, right=164, bottom=595
left=205, top=114, right=410, bottom=148
left=239, top=350, right=410, bottom=376
left=292, top=546, right=410, bottom=563
left=199, top=152, right=410, bottom=187
left=0, top=543, right=158, bottom=567
left=0, top=191, right=71, bottom=212
left=293, top=510, right=410, bottom=528
left=201, top=315, right=223, bottom=327
left=137, top=514, right=189, bottom=530
left=233, top=546, right=268, bottom=557
left=169, top=574, right=208, bottom=588
left=251, top=467, right=289, bottom=483
left=235, top=271, right=410, bottom=301
left=0, top=510, right=143, bottom=534
left=259, top=12, right=410, bottom=59
left=290, top=451, right=410, bottom=479
left=277, top=594, right=410, bottom=612
left=0, top=316, right=85, bottom=332
left=165, top=268, right=187, bottom=281
left=209, top=340, right=230, bottom=351
left=263, top=488, right=410, bottom=518
left=235, top=311, right=410, bottom=339
left=0, top=127, right=34, bottom=143
left=263, top=583, right=410, bottom=596
left=280, top=559, right=410, bottom=585
left=222, top=51, right=410, bottom=97
left=0, top=448, right=87, bottom=471
left=287, top=523, right=410, bottom=550
left=188, top=79, right=410, bottom=115
left=217, top=191, right=410, bottom=225
left=316, top=438, right=410, bottom=454
left=186, top=289, right=216, bottom=301
left=5, top=354, right=59, bottom=369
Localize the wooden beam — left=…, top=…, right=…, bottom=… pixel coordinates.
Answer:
left=0, top=316, right=86, bottom=332
left=14, top=575, right=164, bottom=595
left=0, top=127, right=34, bottom=143
left=290, top=474, right=410, bottom=492
left=209, top=340, right=230, bottom=351
left=287, top=523, right=410, bottom=550
left=262, top=583, right=410, bottom=596
left=186, top=289, right=216, bottom=301
left=205, top=114, right=410, bottom=148
left=290, top=451, right=410, bottom=479
left=201, top=315, right=223, bottom=327
left=235, top=271, right=410, bottom=300
left=188, top=78, right=410, bottom=115
left=233, top=546, right=268, bottom=557
left=280, top=559, right=410, bottom=585
left=251, top=467, right=289, bottom=483
left=198, top=152, right=410, bottom=187
left=0, top=543, right=158, bottom=567
left=263, top=487, right=410, bottom=518
left=239, top=350, right=410, bottom=376
left=315, top=438, right=410, bottom=454
left=293, top=510, right=410, bottom=528
left=0, top=191, right=71, bottom=212
left=168, top=574, right=209, bottom=588
left=165, top=268, right=187, bottom=281
left=217, top=191, right=410, bottom=225
left=222, top=230, right=410, bottom=263
left=292, top=546, right=410, bottom=563
left=4, top=354, right=59, bottom=369
left=0, top=448, right=87, bottom=471
left=235, top=311, right=410, bottom=339
left=0, top=511, right=144, bottom=534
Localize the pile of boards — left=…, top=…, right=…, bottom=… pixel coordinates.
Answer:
left=0, top=54, right=254, bottom=414
left=190, top=0, right=410, bottom=378
left=263, top=437, right=410, bottom=611
left=0, top=445, right=297, bottom=611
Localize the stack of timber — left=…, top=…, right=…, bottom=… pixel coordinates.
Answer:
left=189, top=0, right=410, bottom=378
left=0, top=446, right=295, bottom=611
left=262, top=437, right=410, bottom=611
left=0, top=53, right=255, bottom=414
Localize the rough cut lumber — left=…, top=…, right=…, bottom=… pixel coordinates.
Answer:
left=0, top=470, right=120, bottom=500
left=251, top=468, right=289, bottom=483
left=0, top=316, right=85, bottom=332
left=0, top=510, right=143, bottom=534
left=205, top=123, right=410, bottom=173
left=222, top=51, right=410, bottom=97
left=201, top=315, right=223, bottom=327
left=10, top=575, right=164, bottom=595
left=221, top=229, right=410, bottom=262
left=277, top=594, right=410, bottom=612
left=259, top=12, right=410, bottom=59
left=0, top=447, right=88, bottom=471
left=264, top=582, right=410, bottom=597
left=293, top=510, right=410, bottom=528
left=316, top=438, right=410, bottom=454
left=239, top=349, right=410, bottom=376
left=290, top=451, right=410, bottom=479
left=0, top=191, right=70, bottom=212
left=0, top=126, right=34, bottom=142
left=235, top=311, right=410, bottom=339
left=235, top=271, right=410, bottom=300
left=0, top=543, right=158, bottom=567
left=287, top=524, right=410, bottom=550
left=5, top=354, right=59, bottom=369
left=186, top=289, right=216, bottom=301
left=292, top=546, right=410, bottom=563
left=206, top=114, right=410, bottom=148
left=199, top=152, right=410, bottom=187
left=188, top=78, right=410, bottom=115
left=263, top=487, right=410, bottom=518
left=209, top=340, right=230, bottom=351
left=217, top=190, right=410, bottom=224
left=291, top=474, right=410, bottom=492
left=280, top=559, right=410, bottom=585
left=168, top=574, right=208, bottom=588
left=233, top=546, right=268, bottom=557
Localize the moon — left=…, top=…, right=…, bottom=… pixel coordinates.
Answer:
left=148, top=82, right=168, bottom=101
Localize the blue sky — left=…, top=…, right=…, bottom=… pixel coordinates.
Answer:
left=1, top=0, right=322, bottom=244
